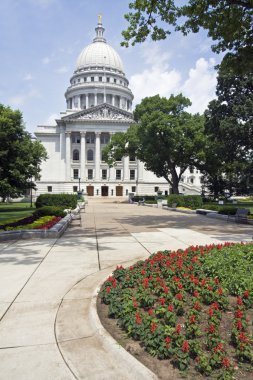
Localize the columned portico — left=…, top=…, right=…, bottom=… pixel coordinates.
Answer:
left=123, top=156, right=129, bottom=180
left=80, top=132, right=86, bottom=180
left=65, top=132, right=71, bottom=180
left=95, top=132, right=101, bottom=180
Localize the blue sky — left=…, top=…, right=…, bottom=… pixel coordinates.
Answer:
left=0, top=0, right=222, bottom=134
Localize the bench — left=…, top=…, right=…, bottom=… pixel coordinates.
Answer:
left=227, top=208, right=249, bottom=224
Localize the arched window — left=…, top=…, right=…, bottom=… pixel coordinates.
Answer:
left=73, top=149, right=79, bottom=161
left=87, top=149, right=94, bottom=161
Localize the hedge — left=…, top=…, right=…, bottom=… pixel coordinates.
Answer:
left=35, top=194, right=77, bottom=209
left=167, top=195, right=202, bottom=209
left=33, top=206, right=67, bottom=218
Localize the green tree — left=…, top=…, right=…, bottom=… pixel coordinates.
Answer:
left=103, top=94, right=205, bottom=194
left=200, top=71, right=253, bottom=197
left=122, top=0, right=253, bottom=74
left=0, top=104, right=47, bottom=201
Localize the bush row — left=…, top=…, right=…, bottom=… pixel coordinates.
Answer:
left=167, top=195, right=202, bottom=209
left=35, top=193, right=78, bottom=209
left=33, top=206, right=67, bottom=218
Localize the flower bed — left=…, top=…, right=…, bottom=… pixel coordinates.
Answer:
left=0, top=215, right=61, bottom=231
left=100, top=243, right=253, bottom=379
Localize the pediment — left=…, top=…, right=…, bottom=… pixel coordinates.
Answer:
left=61, top=104, right=134, bottom=123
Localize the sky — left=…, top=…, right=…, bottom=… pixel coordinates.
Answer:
left=0, top=0, right=222, bottom=134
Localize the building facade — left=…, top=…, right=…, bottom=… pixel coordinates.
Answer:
left=35, top=19, right=202, bottom=197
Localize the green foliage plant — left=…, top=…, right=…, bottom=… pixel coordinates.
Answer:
left=35, top=193, right=77, bottom=209
left=100, top=243, right=253, bottom=379
left=33, top=206, right=67, bottom=218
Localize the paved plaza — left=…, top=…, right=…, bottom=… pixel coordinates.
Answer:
left=0, top=199, right=252, bottom=380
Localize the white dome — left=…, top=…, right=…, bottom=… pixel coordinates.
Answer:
left=76, top=41, right=124, bottom=72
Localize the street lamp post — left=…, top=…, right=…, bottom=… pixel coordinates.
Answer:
left=78, top=177, right=81, bottom=192
left=30, top=177, right=33, bottom=208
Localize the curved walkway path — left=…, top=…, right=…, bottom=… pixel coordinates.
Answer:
left=0, top=199, right=252, bottom=380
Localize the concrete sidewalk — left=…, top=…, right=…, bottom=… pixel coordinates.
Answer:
left=0, top=199, right=252, bottom=380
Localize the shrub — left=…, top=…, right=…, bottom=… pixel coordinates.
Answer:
left=167, top=195, right=202, bottom=209
left=202, top=204, right=220, bottom=211
left=218, top=206, right=237, bottom=215
left=35, top=193, right=77, bottom=209
left=33, top=206, right=67, bottom=218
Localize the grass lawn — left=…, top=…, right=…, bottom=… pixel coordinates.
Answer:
left=0, top=203, right=35, bottom=224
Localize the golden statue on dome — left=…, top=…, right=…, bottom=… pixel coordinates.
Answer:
left=98, top=14, right=102, bottom=24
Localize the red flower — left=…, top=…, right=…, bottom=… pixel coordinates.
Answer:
left=238, top=332, right=250, bottom=343
left=214, top=277, right=220, bottom=284
left=163, top=286, right=169, bottom=294
left=222, top=357, right=230, bottom=368
left=133, top=300, right=138, bottom=308
left=214, top=343, right=223, bottom=352
left=159, top=297, right=166, bottom=305
left=208, top=308, right=214, bottom=317
left=206, top=323, right=216, bottom=333
left=135, top=312, right=142, bottom=325
left=182, top=340, right=190, bottom=352
left=143, top=278, right=149, bottom=288
left=148, top=308, right=153, bottom=316
left=237, top=296, right=243, bottom=305
left=178, top=283, right=183, bottom=290
left=211, top=302, right=219, bottom=310
left=235, top=309, right=243, bottom=319
left=194, top=301, right=201, bottom=311
left=207, top=285, right=213, bottom=291
left=175, top=293, right=183, bottom=301
left=236, top=320, right=243, bottom=331
left=168, top=304, right=174, bottom=312
left=189, top=314, right=196, bottom=324
left=165, top=336, right=171, bottom=346
left=243, top=290, right=250, bottom=298
left=217, top=288, right=223, bottom=296
left=150, top=322, right=157, bottom=333
left=106, top=287, right=111, bottom=293
left=193, top=290, right=200, bottom=298
left=175, top=324, right=182, bottom=334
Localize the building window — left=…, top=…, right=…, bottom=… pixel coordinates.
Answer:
left=154, top=186, right=159, bottom=192
left=130, top=170, right=135, bottom=180
left=73, top=149, right=79, bottom=161
left=190, top=178, right=194, bottom=184
left=189, top=166, right=194, bottom=174
left=116, top=170, right=121, bottom=180
left=165, top=190, right=168, bottom=196
left=78, top=79, right=80, bottom=82
left=47, top=186, right=52, bottom=192
left=131, top=186, right=136, bottom=192
left=86, top=133, right=95, bottom=144
left=91, top=77, right=94, bottom=82
left=73, top=169, right=79, bottom=179
left=88, top=169, right=93, bottom=179
left=100, top=134, right=110, bottom=144
left=72, top=135, right=80, bottom=143
left=107, top=77, right=110, bottom=82
left=126, top=189, right=128, bottom=196
left=87, top=149, right=94, bottom=161
left=129, top=154, right=135, bottom=161
left=83, top=77, right=87, bottom=82
left=114, top=78, right=117, bottom=83
left=102, top=169, right=107, bottom=180
left=73, top=186, right=78, bottom=192
left=99, top=76, right=102, bottom=82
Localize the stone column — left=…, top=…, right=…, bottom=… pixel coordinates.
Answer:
left=80, top=132, right=86, bottom=181
left=112, top=95, right=115, bottom=107
left=95, top=132, right=101, bottom=180
left=94, top=93, right=97, bottom=106
left=77, top=96, right=81, bottom=109
left=123, top=156, right=129, bottom=180
left=60, top=127, right=65, bottom=160
left=65, top=132, right=71, bottom=181
left=86, top=94, right=89, bottom=109
left=137, top=159, right=143, bottom=180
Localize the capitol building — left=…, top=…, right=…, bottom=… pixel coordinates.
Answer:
left=35, top=19, right=202, bottom=197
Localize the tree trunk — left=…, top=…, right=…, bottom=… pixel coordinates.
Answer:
left=170, top=167, right=180, bottom=194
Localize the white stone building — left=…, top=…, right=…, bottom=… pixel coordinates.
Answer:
left=35, top=19, right=202, bottom=197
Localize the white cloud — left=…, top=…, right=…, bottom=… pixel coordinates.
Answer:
left=23, top=73, right=33, bottom=81
left=130, top=43, right=217, bottom=113
left=42, top=57, right=50, bottom=65
left=180, top=58, right=217, bottom=113
left=44, top=113, right=59, bottom=125
left=130, top=68, right=181, bottom=105
left=9, top=88, right=40, bottom=107
left=55, top=66, right=68, bottom=74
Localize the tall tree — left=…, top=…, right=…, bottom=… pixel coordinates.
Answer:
left=200, top=71, right=253, bottom=197
left=122, top=0, right=253, bottom=74
left=103, top=94, right=205, bottom=194
left=0, top=104, right=47, bottom=201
